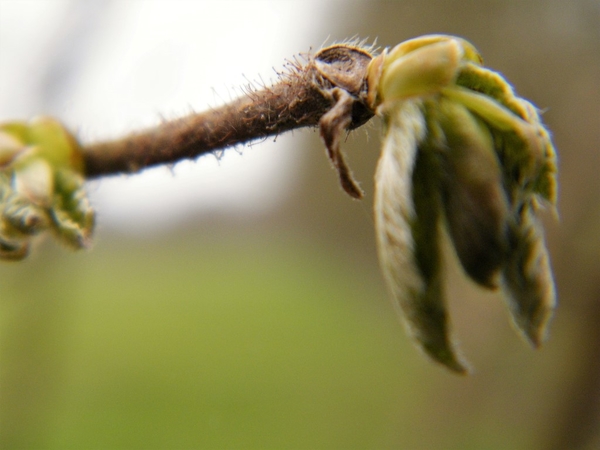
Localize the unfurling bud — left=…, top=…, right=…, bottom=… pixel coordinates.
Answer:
left=0, top=117, right=95, bottom=260
left=437, top=99, right=509, bottom=289
left=502, top=206, right=556, bottom=347
left=369, top=35, right=558, bottom=373
left=375, top=101, right=469, bottom=373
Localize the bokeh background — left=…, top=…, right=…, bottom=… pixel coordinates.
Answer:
left=1, top=1, right=599, bottom=448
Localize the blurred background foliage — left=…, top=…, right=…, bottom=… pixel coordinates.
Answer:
left=1, top=0, right=599, bottom=449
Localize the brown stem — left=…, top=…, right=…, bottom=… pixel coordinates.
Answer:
left=82, top=44, right=375, bottom=181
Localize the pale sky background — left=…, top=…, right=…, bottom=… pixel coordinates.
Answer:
left=0, top=0, right=365, bottom=234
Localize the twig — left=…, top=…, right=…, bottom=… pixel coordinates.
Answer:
left=82, top=45, right=376, bottom=196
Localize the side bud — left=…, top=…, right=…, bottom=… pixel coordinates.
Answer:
left=0, top=117, right=94, bottom=260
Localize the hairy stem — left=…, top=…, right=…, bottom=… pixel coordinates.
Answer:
left=83, top=58, right=354, bottom=179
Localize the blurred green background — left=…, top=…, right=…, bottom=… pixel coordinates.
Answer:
left=1, top=1, right=599, bottom=449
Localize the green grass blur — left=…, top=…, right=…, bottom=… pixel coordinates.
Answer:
left=6, top=214, right=587, bottom=450
left=1, top=230, right=401, bottom=449
left=0, top=226, right=555, bottom=449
